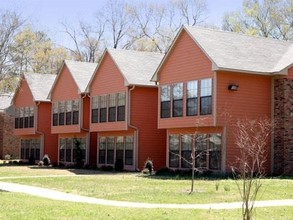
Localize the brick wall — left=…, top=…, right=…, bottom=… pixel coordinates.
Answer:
left=0, top=112, right=20, bottom=159
left=274, top=78, right=293, bottom=175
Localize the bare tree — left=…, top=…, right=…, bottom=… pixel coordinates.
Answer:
left=232, top=117, right=273, bottom=220
left=0, top=10, right=24, bottom=81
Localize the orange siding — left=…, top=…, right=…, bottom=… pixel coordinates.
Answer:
left=287, top=66, right=293, bottom=79
left=37, top=102, right=58, bottom=163
left=51, top=65, right=80, bottom=101
left=90, top=52, right=127, bottom=131
left=130, top=87, right=166, bottom=170
left=157, top=30, right=214, bottom=129
left=216, top=71, right=272, bottom=172
left=82, top=96, right=90, bottom=129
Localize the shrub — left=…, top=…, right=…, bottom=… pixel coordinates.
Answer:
left=155, top=167, right=175, bottom=176
left=42, top=154, right=51, bottom=166
left=100, top=165, right=114, bottom=172
left=144, top=159, right=153, bottom=174
left=28, top=156, right=35, bottom=165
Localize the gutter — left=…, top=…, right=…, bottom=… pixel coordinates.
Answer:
left=128, top=85, right=139, bottom=171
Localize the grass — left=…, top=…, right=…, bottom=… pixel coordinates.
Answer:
left=0, top=192, right=292, bottom=220
left=0, top=166, right=292, bottom=219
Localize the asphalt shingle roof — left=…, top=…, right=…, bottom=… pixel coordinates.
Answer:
left=107, top=49, right=164, bottom=86
left=24, top=73, right=56, bottom=102
left=64, top=60, right=98, bottom=93
left=184, top=26, right=293, bottom=74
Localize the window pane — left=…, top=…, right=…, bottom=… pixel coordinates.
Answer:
left=59, top=101, right=65, bottom=125
left=99, top=137, right=106, bottom=164
left=173, top=83, right=183, bottom=99
left=125, top=136, right=133, bottom=165
left=209, top=134, right=221, bottom=170
left=15, top=108, right=19, bottom=129
left=181, top=135, right=192, bottom=168
left=161, top=85, right=171, bottom=101
left=195, top=134, right=207, bottom=169
left=19, top=108, right=24, bottom=128
left=24, top=107, right=29, bottom=128
left=169, top=135, right=179, bottom=168
left=116, top=136, right=124, bottom=162
left=92, top=96, right=99, bottom=109
left=173, top=100, right=183, bottom=117
left=53, top=113, right=58, bottom=126
left=108, top=107, right=116, bottom=122
left=187, top=98, right=198, bottom=116
left=66, top=101, right=72, bottom=125
left=200, top=78, right=212, bottom=97
left=117, top=92, right=125, bottom=106
left=29, top=107, right=34, bottom=128
left=117, top=106, right=125, bottom=121
left=59, top=138, right=65, bottom=162
left=187, top=81, right=198, bottom=98
left=107, top=137, right=115, bottom=164
left=72, top=100, right=79, bottom=125
left=200, top=96, right=212, bottom=115
left=161, top=101, right=171, bottom=118
left=66, top=138, right=72, bottom=162
left=91, top=109, right=99, bottom=123
left=100, top=108, right=107, bottom=122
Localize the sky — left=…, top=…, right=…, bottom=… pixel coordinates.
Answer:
left=1, top=0, right=243, bottom=47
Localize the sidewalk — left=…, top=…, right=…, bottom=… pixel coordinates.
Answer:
left=0, top=181, right=293, bottom=209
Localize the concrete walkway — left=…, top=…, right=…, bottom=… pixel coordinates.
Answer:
left=0, top=181, right=293, bottom=209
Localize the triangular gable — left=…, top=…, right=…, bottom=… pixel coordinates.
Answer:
left=11, top=75, right=34, bottom=105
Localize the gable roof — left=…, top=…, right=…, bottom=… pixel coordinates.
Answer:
left=64, top=60, right=98, bottom=92
left=87, top=49, right=164, bottom=90
left=152, top=25, right=293, bottom=81
left=12, top=73, right=56, bottom=103
left=48, top=60, right=98, bottom=99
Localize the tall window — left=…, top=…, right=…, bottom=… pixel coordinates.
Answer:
left=59, top=101, right=65, bottom=125
left=107, top=136, right=115, bottom=164
left=99, top=95, right=107, bottom=123
left=29, top=107, right=34, bottom=128
left=172, top=83, right=183, bottom=117
left=116, top=136, right=124, bottom=162
left=160, top=85, right=171, bottom=118
left=181, top=135, right=192, bottom=168
left=53, top=102, right=58, bottom=126
left=65, top=138, right=72, bottom=162
left=169, top=135, right=179, bottom=168
left=195, top=134, right=207, bottom=168
left=72, top=99, right=79, bottom=125
left=125, top=136, right=133, bottom=165
left=91, top=96, right=99, bottom=123
left=200, top=78, right=212, bottom=115
left=24, top=107, right=29, bottom=128
left=20, top=138, right=41, bottom=160
left=19, top=108, right=24, bottom=128
left=59, top=138, right=65, bottom=162
left=66, top=100, right=72, bottom=125
left=209, top=134, right=221, bottom=170
left=108, top=94, right=116, bottom=122
left=186, top=80, right=198, bottom=116
left=59, top=137, right=86, bottom=163
left=117, top=92, right=125, bottom=121
left=99, top=137, right=106, bottom=163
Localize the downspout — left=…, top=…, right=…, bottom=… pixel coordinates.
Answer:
left=35, top=101, right=45, bottom=159
left=81, top=93, right=90, bottom=164
left=128, top=85, right=139, bottom=171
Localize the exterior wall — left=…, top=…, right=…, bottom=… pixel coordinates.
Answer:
left=274, top=77, right=293, bottom=175
left=130, top=87, right=166, bottom=170
left=90, top=52, right=127, bottom=132
left=51, top=65, right=82, bottom=134
left=216, top=71, right=272, bottom=173
left=0, top=112, right=20, bottom=159
left=37, top=102, right=58, bottom=163
left=13, top=79, right=36, bottom=136
left=89, top=132, right=97, bottom=166
left=157, top=30, right=214, bottom=129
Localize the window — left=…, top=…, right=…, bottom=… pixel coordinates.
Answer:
left=73, top=138, right=86, bottom=162
left=24, top=107, right=29, bottom=128
left=53, top=102, right=58, bottom=126
left=19, top=108, right=24, bottom=128
left=59, top=101, right=65, bottom=125
left=15, top=108, right=19, bottom=129
left=66, top=100, right=72, bottom=125
left=172, top=83, right=183, bottom=117
left=99, top=137, right=106, bottom=163
left=117, top=92, right=125, bottom=121
left=20, top=138, right=41, bottom=160
left=125, top=136, right=133, bottom=165
left=116, top=136, right=124, bottom=162
left=160, top=85, right=171, bottom=118
left=72, top=99, right=79, bottom=125
left=108, top=94, right=116, bottom=122
left=29, top=107, right=34, bottom=128
left=168, top=133, right=221, bottom=170
left=200, top=78, right=212, bottom=115
left=91, top=96, right=99, bottom=123
left=59, top=138, right=65, bottom=162
left=169, top=135, right=179, bottom=168
left=107, top=137, right=115, bottom=164
left=181, top=135, right=192, bottom=168
left=187, top=81, right=198, bottom=116
left=65, top=138, right=72, bottom=162
left=99, top=96, right=107, bottom=123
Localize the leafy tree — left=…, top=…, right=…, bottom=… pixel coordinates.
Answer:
left=223, top=0, right=293, bottom=40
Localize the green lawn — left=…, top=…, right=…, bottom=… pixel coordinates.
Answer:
left=0, top=166, right=292, bottom=219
